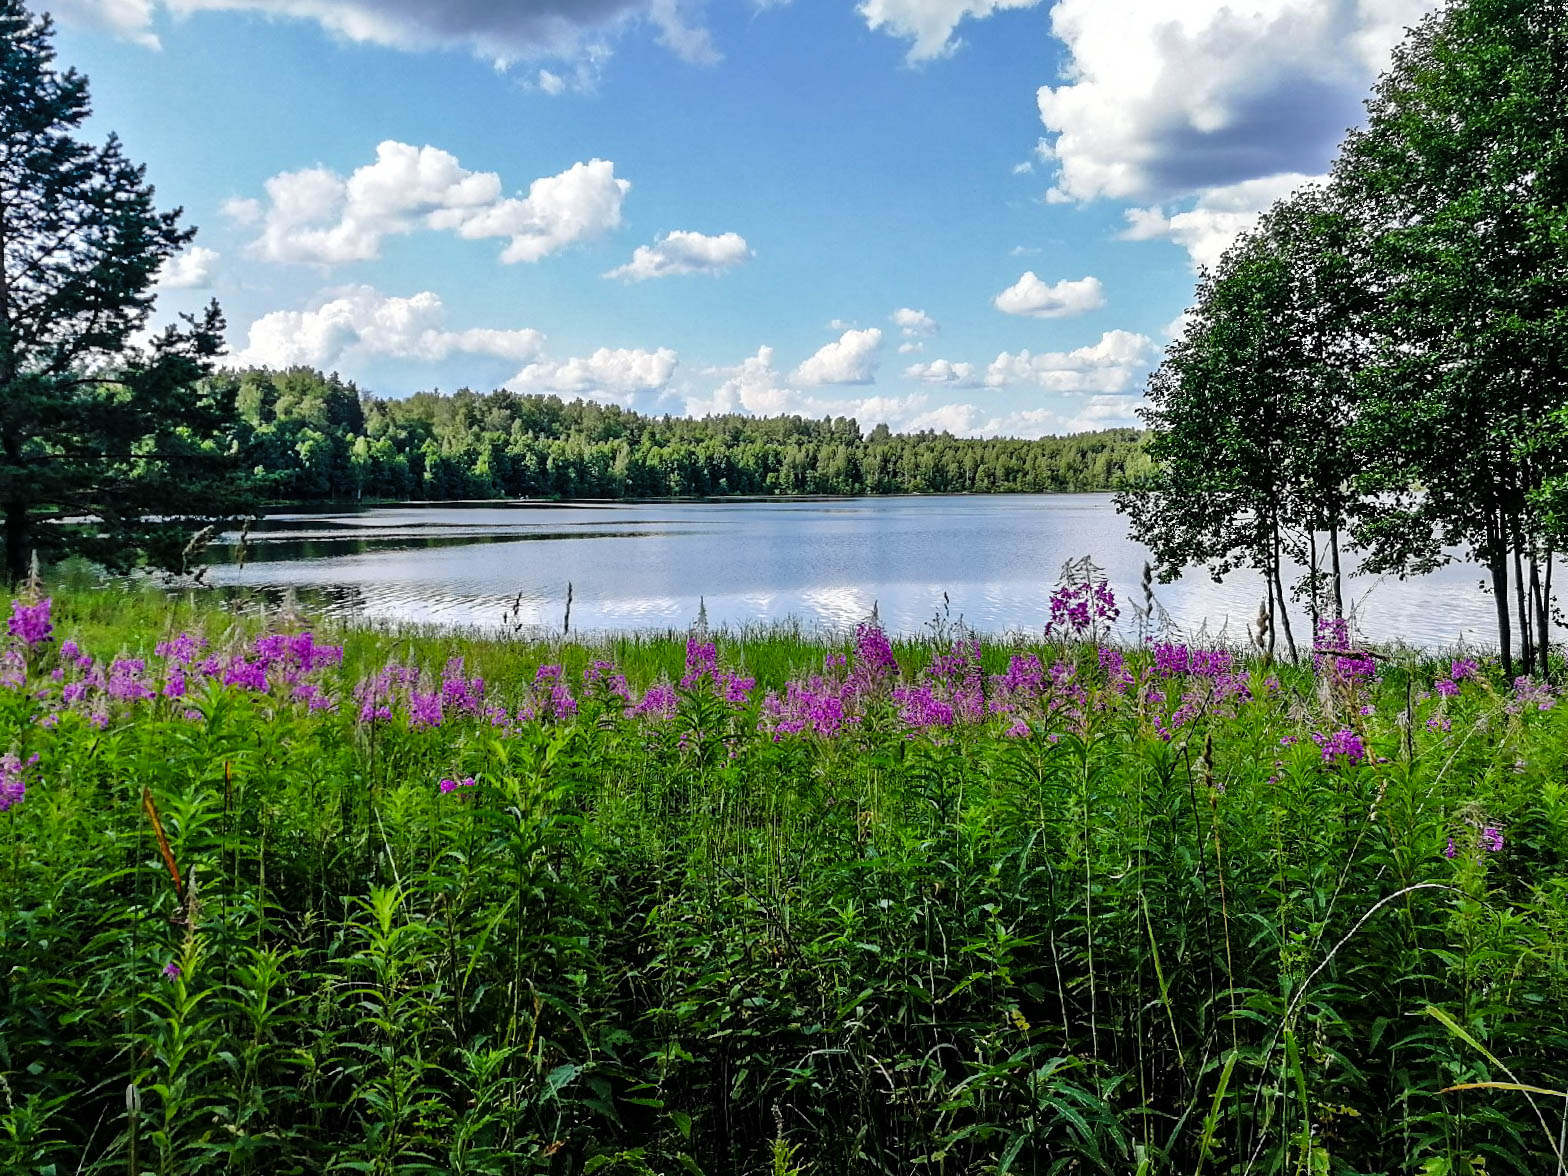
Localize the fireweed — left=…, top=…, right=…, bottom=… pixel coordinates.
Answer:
left=1, top=590, right=1565, bottom=1176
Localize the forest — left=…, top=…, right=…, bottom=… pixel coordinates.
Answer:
left=223, top=368, right=1152, bottom=501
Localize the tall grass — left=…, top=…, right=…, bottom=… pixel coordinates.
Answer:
left=0, top=588, right=1564, bottom=1174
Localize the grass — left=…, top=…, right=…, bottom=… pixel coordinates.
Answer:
left=0, top=586, right=1565, bottom=1175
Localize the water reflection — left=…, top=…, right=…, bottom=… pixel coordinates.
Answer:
left=195, top=495, right=1531, bottom=649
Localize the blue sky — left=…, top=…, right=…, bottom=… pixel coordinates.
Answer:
left=51, top=0, right=1437, bottom=436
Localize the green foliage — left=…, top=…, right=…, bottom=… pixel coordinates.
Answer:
left=1123, top=0, right=1568, bottom=679
left=1, top=591, right=1565, bottom=1174
left=0, top=2, right=257, bottom=581
left=222, top=367, right=1153, bottom=502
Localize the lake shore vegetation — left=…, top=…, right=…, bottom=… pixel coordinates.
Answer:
left=1, top=583, right=1565, bottom=1174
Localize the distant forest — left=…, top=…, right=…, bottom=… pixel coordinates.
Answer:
left=223, top=366, right=1153, bottom=502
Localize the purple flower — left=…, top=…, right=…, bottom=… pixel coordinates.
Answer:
left=1434, top=678, right=1458, bottom=697
left=7, top=598, right=52, bottom=648
left=1312, top=728, right=1366, bottom=767
left=0, top=752, right=35, bottom=812
left=408, top=689, right=443, bottom=729
left=1443, top=836, right=1457, bottom=859
left=630, top=682, right=678, bottom=720
left=1480, top=826, right=1504, bottom=853
left=155, top=632, right=207, bottom=668
left=163, top=961, right=181, bottom=979
left=1450, top=658, right=1479, bottom=681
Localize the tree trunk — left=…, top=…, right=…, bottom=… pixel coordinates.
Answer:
left=1264, top=567, right=1277, bottom=661
left=1489, top=537, right=1514, bottom=679
left=1534, top=550, right=1552, bottom=680
left=1514, top=541, right=1534, bottom=676
left=1307, top=527, right=1321, bottom=637
left=1329, top=515, right=1344, bottom=620
left=1271, top=524, right=1298, bottom=661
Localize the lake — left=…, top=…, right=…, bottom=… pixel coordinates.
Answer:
left=204, top=494, right=1512, bottom=649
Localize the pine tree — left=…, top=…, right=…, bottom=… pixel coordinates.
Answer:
left=0, top=0, right=254, bottom=579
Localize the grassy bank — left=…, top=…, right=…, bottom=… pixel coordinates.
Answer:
left=1, top=589, right=1565, bottom=1175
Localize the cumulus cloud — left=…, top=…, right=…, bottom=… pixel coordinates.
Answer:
left=983, top=329, right=1154, bottom=393
left=1118, top=172, right=1321, bottom=269
left=155, top=245, right=219, bottom=290
left=59, top=0, right=720, bottom=65
left=1036, top=0, right=1437, bottom=206
left=604, top=230, right=752, bottom=281
left=685, top=345, right=925, bottom=423
left=904, top=358, right=979, bottom=386
left=684, top=344, right=1140, bottom=437
left=509, top=347, right=679, bottom=401
left=792, top=328, right=884, bottom=386
left=891, top=307, right=938, bottom=338
left=229, top=285, right=545, bottom=370
left=238, top=141, right=628, bottom=266
left=859, top=0, right=1045, bottom=62
left=992, top=272, right=1105, bottom=319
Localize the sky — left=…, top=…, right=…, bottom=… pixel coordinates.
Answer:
left=48, top=0, right=1440, bottom=437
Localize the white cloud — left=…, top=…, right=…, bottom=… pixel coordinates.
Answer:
left=685, top=345, right=926, bottom=423
left=1119, top=172, right=1320, bottom=269
left=155, top=245, right=219, bottom=290
left=47, top=0, right=161, bottom=47
left=984, top=328, right=1154, bottom=393
left=1036, top=0, right=1438, bottom=204
left=826, top=318, right=856, bottom=331
left=221, top=195, right=264, bottom=225
left=904, top=358, right=979, bottom=386
left=604, top=230, right=752, bottom=281
left=536, top=68, right=566, bottom=94
left=229, top=285, right=544, bottom=370
left=63, top=0, right=718, bottom=66
left=509, top=347, right=679, bottom=402
left=891, top=307, right=938, bottom=338
left=648, top=0, right=720, bottom=64
left=993, top=272, right=1105, bottom=319
left=793, top=327, right=883, bottom=385
left=445, top=157, right=630, bottom=264
left=1012, top=161, right=1034, bottom=175
left=239, top=141, right=628, bottom=266
left=859, top=0, right=1045, bottom=62
left=684, top=344, right=1140, bottom=437
left=897, top=341, right=923, bottom=354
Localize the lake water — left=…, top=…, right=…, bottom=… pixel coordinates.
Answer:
left=205, top=494, right=1515, bottom=649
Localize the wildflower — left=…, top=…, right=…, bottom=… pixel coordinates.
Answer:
left=0, top=752, right=35, bottom=811
left=1450, top=658, right=1479, bottom=681
left=1443, top=836, right=1457, bottom=859
left=408, top=690, right=443, bottom=729
left=1434, top=678, right=1458, bottom=697
left=7, top=597, right=52, bottom=648
left=1359, top=704, right=1375, bottom=716
left=1312, top=728, right=1366, bottom=767
left=629, top=683, right=678, bottom=721
left=1005, top=719, right=1030, bottom=738
left=155, top=632, right=206, bottom=668
left=1480, top=826, right=1504, bottom=853
left=163, top=961, right=181, bottom=980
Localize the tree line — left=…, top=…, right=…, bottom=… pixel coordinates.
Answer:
left=1119, top=0, right=1568, bottom=678
left=225, top=366, right=1153, bottom=501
